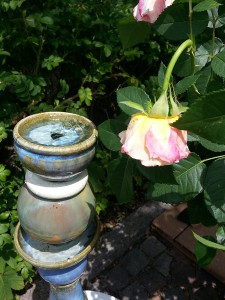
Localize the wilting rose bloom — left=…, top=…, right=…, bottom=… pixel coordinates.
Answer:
left=133, top=0, right=175, bottom=24
left=119, top=114, right=190, bottom=167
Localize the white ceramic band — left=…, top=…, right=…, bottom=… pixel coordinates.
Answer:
left=25, top=170, right=88, bottom=199
left=85, top=291, right=119, bottom=300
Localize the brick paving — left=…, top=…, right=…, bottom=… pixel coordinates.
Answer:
left=20, top=201, right=225, bottom=300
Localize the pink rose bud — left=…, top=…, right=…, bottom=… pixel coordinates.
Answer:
left=133, top=0, right=175, bottom=24
left=119, top=113, right=190, bottom=167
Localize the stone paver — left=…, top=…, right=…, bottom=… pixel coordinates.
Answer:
left=154, top=252, right=173, bottom=277
left=140, top=235, right=166, bottom=258
left=120, top=248, right=149, bottom=277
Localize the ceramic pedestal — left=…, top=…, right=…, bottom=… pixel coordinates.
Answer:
left=13, top=112, right=118, bottom=300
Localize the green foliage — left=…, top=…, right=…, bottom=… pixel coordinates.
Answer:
left=193, top=0, right=221, bottom=12
left=118, top=16, right=150, bottom=49
left=153, top=4, right=208, bottom=40
left=108, top=155, right=134, bottom=203
left=194, top=235, right=217, bottom=267
left=98, top=120, right=126, bottom=151
left=204, top=159, right=225, bottom=223
left=147, top=154, right=206, bottom=203
left=175, top=91, right=225, bottom=144
left=117, top=86, right=151, bottom=115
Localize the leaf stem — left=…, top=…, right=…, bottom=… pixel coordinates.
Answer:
left=202, top=154, right=225, bottom=164
left=161, top=39, right=193, bottom=94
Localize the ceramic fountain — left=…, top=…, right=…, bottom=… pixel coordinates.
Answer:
left=13, top=112, right=118, bottom=300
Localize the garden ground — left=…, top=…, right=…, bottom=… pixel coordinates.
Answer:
left=19, top=201, right=225, bottom=300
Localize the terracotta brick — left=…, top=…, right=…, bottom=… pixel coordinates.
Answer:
left=205, top=250, right=225, bottom=284
left=151, top=204, right=189, bottom=241
left=174, top=224, right=225, bottom=284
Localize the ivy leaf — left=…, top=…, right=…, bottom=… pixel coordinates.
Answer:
left=193, top=0, right=221, bottom=12
left=118, top=16, right=150, bottom=49
left=175, top=74, right=200, bottom=95
left=108, top=156, right=134, bottom=203
left=98, top=119, right=126, bottom=151
left=154, top=4, right=208, bottom=40
left=211, top=49, right=225, bottom=78
left=194, top=234, right=217, bottom=267
left=174, top=90, right=225, bottom=145
left=147, top=154, right=206, bottom=203
left=204, top=159, right=225, bottom=223
left=117, top=86, right=151, bottom=115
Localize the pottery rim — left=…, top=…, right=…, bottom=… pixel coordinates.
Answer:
left=13, top=112, right=98, bottom=155
left=14, top=216, right=101, bottom=269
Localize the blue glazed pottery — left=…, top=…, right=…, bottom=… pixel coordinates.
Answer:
left=13, top=112, right=97, bottom=181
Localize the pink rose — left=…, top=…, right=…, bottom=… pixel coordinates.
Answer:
left=119, top=114, right=190, bottom=166
left=133, top=0, right=174, bottom=24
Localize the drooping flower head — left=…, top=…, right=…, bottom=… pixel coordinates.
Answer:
left=119, top=92, right=190, bottom=167
left=133, top=0, right=175, bottom=24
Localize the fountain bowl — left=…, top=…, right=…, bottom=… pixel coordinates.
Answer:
left=13, top=112, right=97, bottom=180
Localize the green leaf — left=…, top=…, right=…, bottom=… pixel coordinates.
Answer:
left=138, top=164, right=177, bottom=184
left=173, top=52, right=193, bottom=77
left=212, top=49, right=225, bottom=78
left=40, top=16, right=54, bottom=26
left=154, top=4, right=208, bottom=40
left=98, top=119, right=126, bottom=151
left=187, top=193, right=217, bottom=227
left=188, top=132, right=225, bottom=152
left=0, top=266, right=24, bottom=300
left=88, top=161, right=104, bottom=193
left=193, top=0, right=221, bottom=12
left=147, top=154, right=206, bottom=203
left=208, top=6, right=225, bottom=28
left=119, top=101, right=146, bottom=114
left=175, top=74, right=200, bottom=95
left=57, top=79, right=69, bottom=99
left=194, top=234, right=217, bottom=267
left=0, top=165, right=10, bottom=182
left=195, top=39, right=224, bottom=72
left=158, top=62, right=166, bottom=88
left=0, top=224, right=9, bottom=234
left=78, top=87, right=92, bottom=106
left=175, top=90, right=225, bottom=144
left=108, top=156, right=134, bottom=203
left=194, top=65, right=211, bottom=95
left=118, top=16, right=150, bottom=49
left=117, top=86, right=151, bottom=115
left=0, top=257, right=6, bottom=274
left=204, top=159, right=225, bottom=223
left=216, top=226, right=225, bottom=245
left=4, top=266, right=24, bottom=290
left=41, top=55, right=64, bottom=70
left=193, top=232, right=225, bottom=251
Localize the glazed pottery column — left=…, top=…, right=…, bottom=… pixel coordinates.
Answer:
left=12, top=112, right=115, bottom=300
